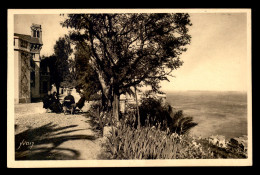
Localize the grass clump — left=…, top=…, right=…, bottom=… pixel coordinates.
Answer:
left=103, top=121, right=214, bottom=159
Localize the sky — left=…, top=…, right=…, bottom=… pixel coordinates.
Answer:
left=160, top=13, right=249, bottom=92
left=14, top=14, right=71, bottom=57
left=13, top=12, right=249, bottom=92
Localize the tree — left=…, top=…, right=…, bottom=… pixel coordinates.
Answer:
left=73, top=41, right=103, bottom=102
left=41, top=55, right=58, bottom=91
left=62, top=13, right=192, bottom=123
left=41, top=35, right=73, bottom=95
left=53, top=35, right=73, bottom=94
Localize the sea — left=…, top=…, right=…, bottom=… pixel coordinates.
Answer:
left=165, top=91, right=248, bottom=139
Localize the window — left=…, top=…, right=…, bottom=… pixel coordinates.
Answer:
left=20, top=40, right=28, bottom=48
left=37, top=31, right=40, bottom=38
left=33, top=30, right=36, bottom=37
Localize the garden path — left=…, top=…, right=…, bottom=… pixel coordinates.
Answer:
left=15, top=92, right=104, bottom=160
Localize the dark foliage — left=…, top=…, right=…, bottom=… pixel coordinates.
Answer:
left=62, top=13, right=192, bottom=120
left=138, top=97, right=198, bottom=135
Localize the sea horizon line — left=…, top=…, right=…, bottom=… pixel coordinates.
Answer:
left=162, top=89, right=247, bottom=93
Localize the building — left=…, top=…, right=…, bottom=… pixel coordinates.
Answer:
left=14, top=23, right=50, bottom=104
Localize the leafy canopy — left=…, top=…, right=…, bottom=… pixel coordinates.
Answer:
left=73, top=41, right=102, bottom=100
left=62, top=13, right=192, bottom=96
left=41, top=35, right=73, bottom=91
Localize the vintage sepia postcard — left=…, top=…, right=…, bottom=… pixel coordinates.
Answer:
left=7, top=8, right=252, bottom=167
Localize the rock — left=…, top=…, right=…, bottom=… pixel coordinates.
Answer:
left=229, top=135, right=248, bottom=151
left=208, top=135, right=227, bottom=148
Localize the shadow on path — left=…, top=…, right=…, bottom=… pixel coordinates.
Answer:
left=15, top=122, right=96, bottom=160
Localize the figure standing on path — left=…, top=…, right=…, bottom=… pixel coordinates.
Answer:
left=51, top=84, right=57, bottom=94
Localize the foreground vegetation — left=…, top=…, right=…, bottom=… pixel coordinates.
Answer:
left=87, top=97, right=247, bottom=159
left=104, top=121, right=214, bottom=159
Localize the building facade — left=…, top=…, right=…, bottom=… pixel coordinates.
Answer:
left=14, top=23, right=50, bottom=104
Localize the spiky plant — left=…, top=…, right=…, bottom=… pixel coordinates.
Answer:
left=138, top=97, right=198, bottom=135
left=170, top=110, right=198, bottom=135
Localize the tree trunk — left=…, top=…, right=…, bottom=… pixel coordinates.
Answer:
left=112, top=92, right=120, bottom=125
left=55, top=82, right=60, bottom=96
left=101, top=91, right=107, bottom=111
left=91, top=63, right=120, bottom=125
left=134, top=85, right=141, bottom=129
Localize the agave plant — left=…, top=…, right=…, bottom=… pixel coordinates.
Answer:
left=170, top=110, right=198, bottom=135
left=138, top=97, right=198, bottom=135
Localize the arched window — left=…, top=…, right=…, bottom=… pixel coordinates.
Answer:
left=37, top=30, right=40, bottom=38
left=33, top=30, right=36, bottom=37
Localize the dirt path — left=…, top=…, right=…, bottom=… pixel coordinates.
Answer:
left=15, top=101, right=105, bottom=160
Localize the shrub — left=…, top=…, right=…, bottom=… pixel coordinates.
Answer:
left=86, top=101, right=111, bottom=135
left=104, top=121, right=214, bottom=159
left=138, top=97, right=198, bottom=135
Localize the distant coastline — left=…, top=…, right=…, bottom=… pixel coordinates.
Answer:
left=164, top=90, right=247, bottom=94
left=164, top=90, right=248, bottom=139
